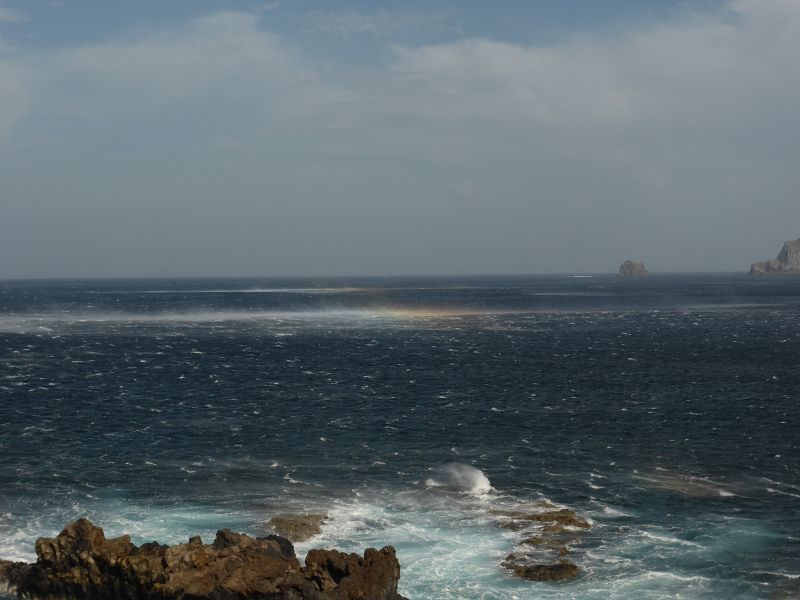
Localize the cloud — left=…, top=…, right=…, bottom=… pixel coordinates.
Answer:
left=259, top=1, right=281, bottom=12
left=302, top=8, right=452, bottom=38
left=0, top=6, right=27, bottom=23
left=0, top=1, right=799, bottom=276
left=0, top=58, right=28, bottom=141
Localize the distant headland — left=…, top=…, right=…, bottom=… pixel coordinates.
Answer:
left=618, top=260, right=648, bottom=277
left=749, top=239, right=800, bottom=275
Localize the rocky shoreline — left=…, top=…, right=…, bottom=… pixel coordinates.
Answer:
left=0, top=519, right=407, bottom=600
left=0, top=506, right=591, bottom=598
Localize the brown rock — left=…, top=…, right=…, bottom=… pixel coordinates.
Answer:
left=267, top=513, right=328, bottom=543
left=495, top=509, right=591, bottom=529
left=519, top=536, right=569, bottom=555
left=494, top=506, right=589, bottom=583
left=0, top=519, right=407, bottom=600
left=503, top=559, right=580, bottom=582
left=306, top=546, right=403, bottom=600
left=0, top=559, right=32, bottom=592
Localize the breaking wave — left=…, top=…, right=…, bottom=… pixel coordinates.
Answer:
left=425, top=463, right=494, bottom=496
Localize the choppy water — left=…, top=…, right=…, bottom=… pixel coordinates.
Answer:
left=1, top=275, right=799, bottom=599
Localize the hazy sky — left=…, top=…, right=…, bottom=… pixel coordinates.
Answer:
left=1, top=0, right=798, bottom=277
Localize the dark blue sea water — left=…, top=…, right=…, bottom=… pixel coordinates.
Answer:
left=1, top=275, right=799, bottom=599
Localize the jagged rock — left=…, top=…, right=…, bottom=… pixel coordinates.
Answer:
left=618, top=260, right=648, bottom=277
left=750, top=239, right=800, bottom=274
left=520, top=536, right=570, bottom=556
left=0, top=560, right=31, bottom=593
left=492, top=509, right=591, bottom=529
left=267, top=514, right=328, bottom=543
left=305, top=547, right=402, bottom=598
left=501, top=556, right=580, bottom=582
left=0, top=518, right=407, bottom=600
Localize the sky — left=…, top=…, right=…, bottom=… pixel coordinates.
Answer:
left=0, top=0, right=798, bottom=278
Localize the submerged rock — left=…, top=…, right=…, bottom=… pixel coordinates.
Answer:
left=618, top=260, right=648, bottom=277
left=0, top=518, right=407, bottom=600
left=267, top=514, right=328, bottom=542
left=750, top=239, right=800, bottom=274
left=492, top=508, right=591, bottom=530
left=501, top=556, right=580, bottom=582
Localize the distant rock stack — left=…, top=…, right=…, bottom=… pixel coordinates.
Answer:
left=618, top=260, right=648, bottom=277
left=750, top=239, right=800, bottom=275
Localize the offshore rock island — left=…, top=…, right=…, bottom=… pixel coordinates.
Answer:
left=0, top=519, right=407, bottom=600
left=749, top=239, right=800, bottom=274
left=618, top=260, right=648, bottom=277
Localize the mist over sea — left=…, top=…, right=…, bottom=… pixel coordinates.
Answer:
left=1, top=274, right=799, bottom=599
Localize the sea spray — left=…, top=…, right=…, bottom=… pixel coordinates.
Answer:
left=425, top=463, right=494, bottom=496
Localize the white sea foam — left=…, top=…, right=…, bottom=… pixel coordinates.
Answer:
left=598, top=505, right=632, bottom=518
left=3, top=489, right=768, bottom=600
left=766, top=487, right=800, bottom=499
left=640, top=531, right=703, bottom=547
left=0, top=502, right=261, bottom=564
left=633, top=471, right=735, bottom=498
left=759, top=476, right=800, bottom=491
left=640, top=571, right=711, bottom=582
left=291, top=492, right=544, bottom=600
left=753, top=571, right=800, bottom=579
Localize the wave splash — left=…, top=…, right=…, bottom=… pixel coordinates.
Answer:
left=425, top=463, right=494, bottom=496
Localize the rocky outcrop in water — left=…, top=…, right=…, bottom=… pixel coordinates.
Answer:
left=618, top=260, right=648, bottom=277
left=267, top=514, right=328, bottom=543
left=500, top=558, right=580, bottom=582
left=0, top=518, right=407, bottom=600
left=750, top=239, right=800, bottom=274
left=491, top=506, right=590, bottom=582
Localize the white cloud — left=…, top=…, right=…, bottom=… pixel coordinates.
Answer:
left=0, top=6, right=27, bottom=23
left=0, top=1, right=799, bottom=275
left=0, top=59, right=28, bottom=143
left=302, top=8, right=451, bottom=38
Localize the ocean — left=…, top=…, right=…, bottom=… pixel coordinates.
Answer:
left=1, top=274, right=799, bottom=599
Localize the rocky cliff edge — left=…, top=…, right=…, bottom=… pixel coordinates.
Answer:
left=750, top=239, right=800, bottom=274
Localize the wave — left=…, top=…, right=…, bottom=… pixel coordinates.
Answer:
left=765, top=487, right=800, bottom=499
left=424, top=463, right=494, bottom=496
left=597, top=504, right=633, bottom=518
left=633, top=470, right=736, bottom=498
left=753, top=571, right=800, bottom=579
left=640, top=531, right=703, bottom=547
